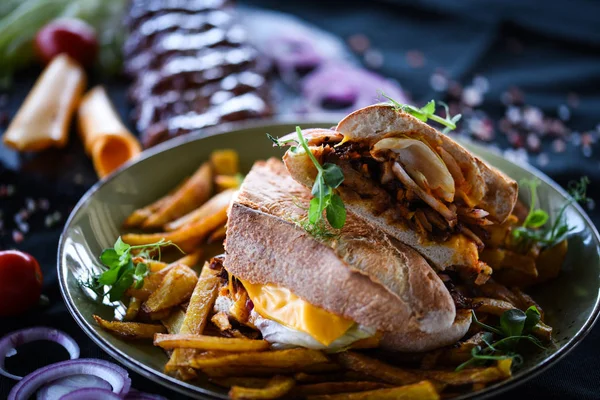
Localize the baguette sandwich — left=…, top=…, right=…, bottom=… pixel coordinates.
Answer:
left=282, top=104, right=518, bottom=282
left=216, top=158, right=471, bottom=352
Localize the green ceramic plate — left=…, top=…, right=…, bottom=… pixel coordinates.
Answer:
left=58, top=119, right=600, bottom=400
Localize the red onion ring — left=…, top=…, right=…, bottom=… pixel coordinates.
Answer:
left=59, top=388, right=121, bottom=400
left=0, top=327, right=80, bottom=380
left=8, top=359, right=131, bottom=400
left=37, top=374, right=112, bottom=399
left=302, top=62, right=408, bottom=113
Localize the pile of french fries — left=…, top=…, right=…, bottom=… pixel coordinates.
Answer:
left=93, top=149, right=558, bottom=400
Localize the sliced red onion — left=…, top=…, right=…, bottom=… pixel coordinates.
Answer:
left=59, top=388, right=121, bottom=400
left=125, top=389, right=169, bottom=400
left=265, top=35, right=323, bottom=80
left=0, top=327, right=80, bottom=380
left=37, top=375, right=112, bottom=400
left=8, top=359, right=131, bottom=400
left=302, top=62, right=408, bottom=113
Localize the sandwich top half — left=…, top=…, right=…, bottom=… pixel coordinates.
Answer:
left=220, top=158, right=471, bottom=352
left=283, top=104, right=518, bottom=281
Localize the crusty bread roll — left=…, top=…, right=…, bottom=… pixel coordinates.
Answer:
left=224, top=158, right=456, bottom=336
left=336, top=104, right=518, bottom=222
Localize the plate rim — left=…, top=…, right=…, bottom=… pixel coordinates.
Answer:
left=58, top=117, right=600, bottom=400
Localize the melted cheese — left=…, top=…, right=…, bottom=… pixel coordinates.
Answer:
left=240, top=279, right=354, bottom=346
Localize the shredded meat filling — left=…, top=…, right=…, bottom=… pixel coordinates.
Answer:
left=329, top=142, right=489, bottom=245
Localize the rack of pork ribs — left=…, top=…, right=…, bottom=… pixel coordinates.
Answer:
left=124, top=0, right=273, bottom=147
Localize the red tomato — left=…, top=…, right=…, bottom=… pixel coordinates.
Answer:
left=0, top=250, right=43, bottom=317
left=34, top=18, right=98, bottom=67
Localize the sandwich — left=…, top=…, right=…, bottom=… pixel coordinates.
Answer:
left=282, top=104, right=518, bottom=282
left=215, top=158, right=471, bottom=352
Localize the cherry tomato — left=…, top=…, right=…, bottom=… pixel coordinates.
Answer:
left=0, top=250, right=43, bottom=317
left=34, top=18, right=98, bottom=67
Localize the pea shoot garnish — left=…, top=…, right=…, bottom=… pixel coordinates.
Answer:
left=85, top=237, right=182, bottom=302
left=383, top=94, right=462, bottom=133
left=512, top=177, right=589, bottom=250
left=456, top=306, right=545, bottom=371
left=267, top=126, right=347, bottom=232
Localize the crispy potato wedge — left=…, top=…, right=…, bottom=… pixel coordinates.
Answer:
left=143, top=265, right=198, bottom=313
left=123, top=206, right=228, bottom=252
left=211, top=377, right=271, bottom=389
left=211, top=149, right=239, bottom=175
left=122, top=178, right=189, bottom=228
left=166, top=264, right=221, bottom=375
left=132, top=257, right=168, bottom=272
left=480, top=249, right=538, bottom=277
left=307, top=380, right=439, bottom=400
left=229, top=375, right=295, bottom=400
left=93, top=315, right=166, bottom=339
left=531, top=321, right=553, bottom=341
left=215, top=175, right=242, bottom=192
left=482, top=215, right=518, bottom=248
left=172, top=250, right=204, bottom=268
left=536, top=239, right=568, bottom=283
left=165, top=189, right=235, bottom=232
left=203, top=364, right=338, bottom=378
left=155, top=334, right=270, bottom=351
left=419, top=364, right=510, bottom=386
left=438, top=333, right=490, bottom=365
left=191, top=349, right=328, bottom=369
left=208, top=225, right=228, bottom=244
left=334, top=352, right=421, bottom=386
left=126, top=265, right=174, bottom=301
left=143, top=162, right=213, bottom=229
left=294, top=372, right=370, bottom=384
left=473, top=297, right=514, bottom=316
left=296, top=382, right=390, bottom=396
left=124, top=297, right=142, bottom=321
left=476, top=281, right=520, bottom=307
left=161, top=308, right=186, bottom=334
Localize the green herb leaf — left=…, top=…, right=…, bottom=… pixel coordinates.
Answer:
left=322, top=163, right=344, bottom=188
left=114, top=236, right=130, bottom=255
left=292, top=126, right=346, bottom=234
left=523, top=306, right=541, bottom=334
left=109, top=259, right=135, bottom=302
left=100, top=248, right=120, bottom=269
left=382, top=94, right=461, bottom=132
left=326, top=194, right=347, bottom=229
left=525, top=210, right=549, bottom=228
left=133, top=262, right=149, bottom=289
left=500, top=309, right=526, bottom=337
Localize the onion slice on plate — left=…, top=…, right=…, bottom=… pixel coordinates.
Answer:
left=0, top=327, right=80, bottom=380
left=36, top=375, right=112, bottom=400
left=8, top=359, right=131, bottom=400
left=59, top=388, right=122, bottom=400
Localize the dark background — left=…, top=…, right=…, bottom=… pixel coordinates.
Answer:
left=1, top=0, right=600, bottom=398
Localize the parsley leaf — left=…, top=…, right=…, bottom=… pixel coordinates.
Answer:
left=382, top=94, right=462, bottom=133
left=88, top=236, right=182, bottom=302
left=512, top=177, right=589, bottom=250
left=266, top=127, right=347, bottom=233
left=457, top=307, right=546, bottom=371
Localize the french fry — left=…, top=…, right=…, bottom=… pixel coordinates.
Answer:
left=203, top=364, right=338, bottom=378
left=93, top=315, right=166, bottom=339
left=126, top=265, right=175, bottom=301
left=142, top=162, right=213, bottom=229
left=306, top=380, right=439, bottom=400
left=215, top=175, right=242, bottom=192
left=155, top=334, right=270, bottom=352
left=122, top=206, right=228, bottom=252
left=535, top=239, right=568, bottom=283
left=229, top=375, right=295, bottom=400
left=165, top=189, right=235, bottom=232
left=438, top=333, right=490, bottom=365
left=191, top=349, right=328, bottom=369
left=334, top=352, right=421, bottom=386
left=211, top=149, right=239, bottom=175
left=165, top=265, right=223, bottom=375
left=143, top=265, right=198, bottom=313
left=483, top=215, right=518, bottom=248
left=294, top=372, right=370, bottom=384
left=161, top=308, right=186, bottom=334
left=208, top=225, right=228, bottom=244
left=172, top=250, right=204, bottom=268
left=124, top=297, right=142, bottom=321
left=211, top=377, right=271, bottom=389
left=480, top=249, right=538, bottom=277
left=122, top=178, right=189, bottom=228
left=531, top=321, right=553, bottom=341
left=296, top=382, right=390, bottom=397
left=511, top=287, right=545, bottom=319
left=419, top=364, right=511, bottom=386
left=472, top=297, right=514, bottom=316
left=476, top=281, right=520, bottom=307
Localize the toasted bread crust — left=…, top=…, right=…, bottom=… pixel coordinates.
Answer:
left=224, top=159, right=455, bottom=334
left=336, top=104, right=518, bottom=223
left=380, top=309, right=472, bottom=352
